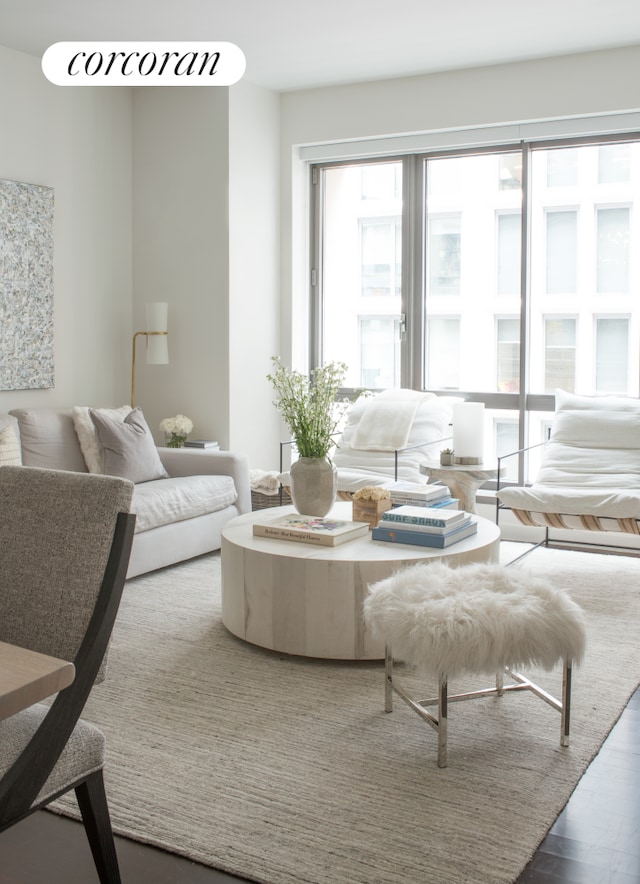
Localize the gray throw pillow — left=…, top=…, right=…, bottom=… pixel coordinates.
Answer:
left=89, top=407, right=169, bottom=483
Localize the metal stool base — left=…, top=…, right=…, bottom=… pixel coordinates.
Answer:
left=384, top=645, right=573, bottom=768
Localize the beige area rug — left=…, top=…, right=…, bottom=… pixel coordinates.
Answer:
left=52, top=543, right=640, bottom=883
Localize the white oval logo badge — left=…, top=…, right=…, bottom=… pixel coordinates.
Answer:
left=42, top=42, right=246, bottom=86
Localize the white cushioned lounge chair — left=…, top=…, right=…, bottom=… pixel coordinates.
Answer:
left=283, top=389, right=459, bottom=499
left=497, top=389, right=640, bottom=553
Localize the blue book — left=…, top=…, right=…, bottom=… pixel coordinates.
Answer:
left=378, top=513, right=472, bottom=535
left=372, top=519, right=478, bottom=548
left=428, top=497, right=459, bottom=510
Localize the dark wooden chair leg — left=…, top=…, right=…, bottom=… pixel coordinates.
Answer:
left=75, top=770, right=121, bottom=884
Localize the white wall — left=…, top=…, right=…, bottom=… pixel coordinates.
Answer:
left=0, top=45, right=133, bottom=413
left=228, top=81, right=281, bottom=469
left=132, top=86, right=231, bottom=445
left=132, top=83, right=281, bottom=461
left=0, top=52, right=282, bottom=466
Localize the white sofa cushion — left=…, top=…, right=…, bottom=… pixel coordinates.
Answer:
left=498, top=389, right=640, bottom=518
left=10, top=408, right=88, bottom=472
left=536, top=389, right=640, bottom=489
left=132, top=475, right=237, bottom=533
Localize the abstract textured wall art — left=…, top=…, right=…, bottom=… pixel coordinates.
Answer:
left=0, top=178, right=54, bottom=390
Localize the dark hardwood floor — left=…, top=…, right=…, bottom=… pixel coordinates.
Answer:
left=1, top=687, right=638, bottom=884
left=517, top=686, right=640, bottom=884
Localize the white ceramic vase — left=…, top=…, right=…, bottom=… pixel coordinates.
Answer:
left=290, top=457, right=338, bottom=517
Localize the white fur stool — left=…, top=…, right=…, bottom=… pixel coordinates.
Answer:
left=363, top=561, right=586, bottom=767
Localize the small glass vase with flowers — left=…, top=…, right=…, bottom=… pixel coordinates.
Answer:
left=159, top=414, right=193, bottom=448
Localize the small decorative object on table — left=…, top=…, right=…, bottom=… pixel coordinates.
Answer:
left=352, top=486, right=393, bottom=529
left=440, top=447, right=455, bottom=466
left=159, top=414, right=193, bottom=448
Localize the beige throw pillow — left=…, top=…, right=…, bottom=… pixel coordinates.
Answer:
left=89, top=407, right=169, bottom=483
left=0, top=425, right=21, bottom=465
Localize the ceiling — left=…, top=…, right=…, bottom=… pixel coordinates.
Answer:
left=1, top=0, right=640, bottom=92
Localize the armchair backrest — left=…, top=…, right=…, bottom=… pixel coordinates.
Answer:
left=537, top=389, right=640, bottom=489
left=332, top=391, right=460, bottom=488
left=0, top=466, right=136, bottom=822
left=0, top=466, right=134, bottom=677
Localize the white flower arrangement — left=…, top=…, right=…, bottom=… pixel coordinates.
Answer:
left=353, top=486, right=391, bottom=501
left=159, top=414, right=193, bottom=447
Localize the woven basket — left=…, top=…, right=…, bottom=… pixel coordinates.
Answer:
left=251, top=487, right=292, bottom=511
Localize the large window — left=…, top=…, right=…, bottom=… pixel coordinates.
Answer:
left=545, top=210, right=578, bottom=294
left=311, top=135, right=640, bottom=482
left=360, top=218, right=401, bottom=297
left=544, top=317, right=576, bottom=393
left=318, top=162, right=403, bottom=388
left=428, top=216, right=461, bottom=296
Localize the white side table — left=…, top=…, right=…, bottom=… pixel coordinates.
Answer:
left=420, top=460, right=504, bottom=513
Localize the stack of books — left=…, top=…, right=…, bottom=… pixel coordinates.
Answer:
left=252, top=514, right=369, bottom=547
left=385, top=481, right=457, bottom=510
left=372, top=504, right=477, bottom=548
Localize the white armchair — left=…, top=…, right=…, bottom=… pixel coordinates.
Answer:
left=330, top=390, right=459, bottom=496
left=497, top=389, right=640, bottom=550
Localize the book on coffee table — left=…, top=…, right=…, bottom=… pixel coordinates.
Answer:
left=386, top=481, right=451, bottom=506
left=378, top=511, right=472, bottom=535
left=381, top=504, right=468, bottom=529
left=372, top=518, right=478, bottom=548
left=253, top=514, right=369, bottom=546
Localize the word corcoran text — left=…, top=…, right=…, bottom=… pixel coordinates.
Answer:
left=42, top=42, right=246, bottom=86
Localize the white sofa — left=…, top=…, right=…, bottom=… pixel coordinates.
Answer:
left=0, top=407, right=251, bottom=578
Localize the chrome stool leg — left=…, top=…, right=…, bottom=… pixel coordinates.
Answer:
left=561, top=657, right=572, bottom=747
left=384, top=644, right=393, bottom=713
left=437, top=676, right=448, bottom=768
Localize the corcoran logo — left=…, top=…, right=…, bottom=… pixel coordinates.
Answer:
left=42, top=41, right=246, bottom=86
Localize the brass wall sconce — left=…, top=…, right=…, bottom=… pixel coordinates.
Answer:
left=131, top=302, right=169, bottom=408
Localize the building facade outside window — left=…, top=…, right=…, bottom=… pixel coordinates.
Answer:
left=311, top=135, right=640, bottom=483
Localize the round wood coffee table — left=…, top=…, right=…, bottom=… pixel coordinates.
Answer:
left=221, top=502, right=501, bottom=660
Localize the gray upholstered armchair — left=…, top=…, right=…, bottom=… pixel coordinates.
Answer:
left=0, top=466, right=136, bottom=883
